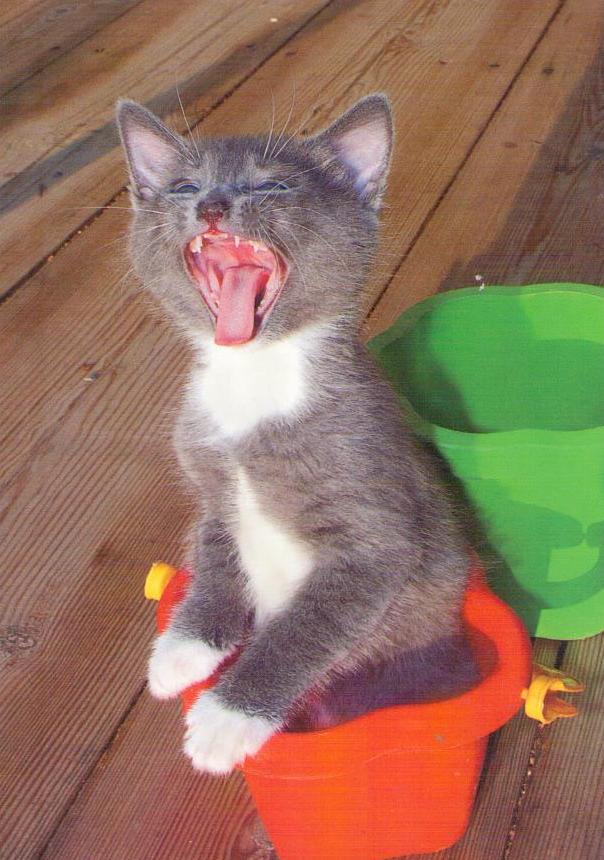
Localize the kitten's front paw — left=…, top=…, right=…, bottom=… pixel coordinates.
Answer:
left=148, top=631, right=231, bottom=700
left=184, top=692, right=277, bottom=774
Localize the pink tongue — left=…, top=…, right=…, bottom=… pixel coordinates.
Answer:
left=214, top=266, right=269, bottom=346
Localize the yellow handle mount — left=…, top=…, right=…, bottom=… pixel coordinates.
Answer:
left=522, top=662, right=585, bottom=725
left=144, top=561, right=177, bottom=601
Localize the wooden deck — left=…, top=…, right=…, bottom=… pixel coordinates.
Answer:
left=1, top=0, right=603, bottom=857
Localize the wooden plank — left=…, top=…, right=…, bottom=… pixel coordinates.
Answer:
left=2, top=4, right=576, bottom=857
left=365, top=0, right=604, bottom=856
left=0, top=0, right=564, bottom=481
left=0, top=0, right=144, bottom=96
left=508, top=635, right=604, bottom=859
left=0, top=0, right=569, bottom=856
left=0, top=1, right=498, bottom=853
left=0, top=0, right=561, bottom=297
left=0, top=0, right=331, bottom=295
left=0, top=307, right=192, bottom=856
left=367, top=0, right=604, bottom=332
left=41, top=695, right=264, bottom=860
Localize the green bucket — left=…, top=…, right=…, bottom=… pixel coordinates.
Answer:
left=369, top=283, right=604, bottom=640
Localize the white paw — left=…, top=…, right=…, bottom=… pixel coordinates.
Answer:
left=184, top=691, right=277, bottom=774
left=147, top=631, right=231, bottom=700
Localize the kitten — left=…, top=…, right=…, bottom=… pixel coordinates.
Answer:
left=117, top=94, right=478, bottom=774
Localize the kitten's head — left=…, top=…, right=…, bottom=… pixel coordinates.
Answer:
left=116, top=95, right=392, bottom=346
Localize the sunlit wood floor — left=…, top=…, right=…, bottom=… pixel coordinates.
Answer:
left=1, top=0, right=602, bottom=857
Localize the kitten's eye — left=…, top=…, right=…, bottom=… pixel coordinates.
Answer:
left=253, top=180, right=291, bottom=194
left=170, top=181, right=201, bottom=194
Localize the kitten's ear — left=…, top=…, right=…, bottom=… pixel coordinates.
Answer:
left=313, top=94, right=393, bottom=209
left=116, top=100, right=189, bottom=200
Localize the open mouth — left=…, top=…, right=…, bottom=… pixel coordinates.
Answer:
left=184, top=231, right=289, bottom=345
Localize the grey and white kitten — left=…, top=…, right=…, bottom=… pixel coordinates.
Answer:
left=117, top=95, right=478, bottom=775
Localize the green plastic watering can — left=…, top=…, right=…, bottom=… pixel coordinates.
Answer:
left=369, top=283, right=604, bottom=640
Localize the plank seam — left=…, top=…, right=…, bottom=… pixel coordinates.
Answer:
left=0, top=308, right=152, bottom=492
left=502, top=640, right=568, bottom=859
left=6, top=0, right=575, bottom=851
left=501, top=721, right=551, bottom=860
left=38, top=681, right=148, bottom=859
left=366, top=0, right=569, bottom=323
left=0, top=0, right=150, bottom=100
left=0, top=0, right=337, bottom=308
left=19, top=3, right=337, bottom=851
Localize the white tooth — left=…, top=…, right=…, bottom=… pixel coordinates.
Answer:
left=214, top=232, right=229, bottom=239
left=191, top=235, right=202, bottom=252
left=234, top=235, right=240, bottom=248
left=250, top=241, right=261, bottom=253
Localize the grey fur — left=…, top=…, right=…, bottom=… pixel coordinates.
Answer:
left=117, top=95, right=477, bottom=729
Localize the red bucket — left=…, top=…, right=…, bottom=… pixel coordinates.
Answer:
left=153, top=561, right=532, bottom=858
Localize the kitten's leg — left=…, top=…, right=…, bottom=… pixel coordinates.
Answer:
left=183, top=559, right=389, bottom=773
left=148, top=516, right=249, bottom=700
left=288, top=633, right=480, bottom=730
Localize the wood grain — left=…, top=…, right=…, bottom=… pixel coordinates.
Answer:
left=367, top=0, right=604, bottom=334
left=0, top=0, right=332, bottom=295
left=0, top=0, right=562, bottom=296
left=508, top=636, right=604, bottom=860
left=41, top=694, right=264, bottom=860
left=0, top=0, right=143, bottom=95
left=3, top=0, right=601, bottom=857
left=0, top=0, right=564, bottom=485
left=366, top=0, right=604, bottom=856
left=5, top=1, right=567, bottom=853
left=0, top=303, right=192, bottom=856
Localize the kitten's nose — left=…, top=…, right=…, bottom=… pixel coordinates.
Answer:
left=196, top=198, right=229, bottom=230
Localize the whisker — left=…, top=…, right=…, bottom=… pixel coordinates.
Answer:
left=136, top=222, right=174, bottom=233
left=256, top=222, right=280, bottom=271
left=108, top=265, right=137, bottom=298
left=272, top=221, right=353, bottom=284
left=278, top=164, right=322, bottom=183
left=261, top=218, right=311, bottom=295
left=176, top=84, right=202, bottom=164
left=98, top=233, right=131, bottom=252
left=266, top=205, right=346, bottom=228
left=262, top=90, right=277, bottom=162
left=267, top=205, right=403, bottom=259
left=269, top=82, right=296, bottom=159
left=271, top=104, right=316, bottom=159
left=256, top=184, right=287, bottom=207
left=274, top=218, right=350, bottom=269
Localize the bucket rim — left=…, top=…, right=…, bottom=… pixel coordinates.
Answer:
left=245, top=561, right=532, bottom=778
left=368, top=282, right=604, bottom=446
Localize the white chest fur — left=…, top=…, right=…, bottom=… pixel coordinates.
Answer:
left=234, top=468, right=314, bottom=623
left=190, top=327, right=319, bottom=440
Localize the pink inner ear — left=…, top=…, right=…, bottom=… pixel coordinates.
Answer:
left=336, top=120, right=388, bottom=188
left=128, top=126, right=180, bottom=188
